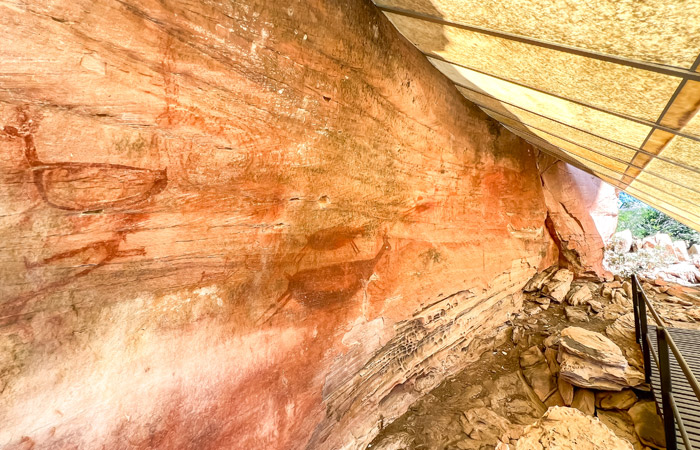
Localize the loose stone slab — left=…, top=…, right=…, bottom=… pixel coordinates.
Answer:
left=559, top=327, right=644, bottom=391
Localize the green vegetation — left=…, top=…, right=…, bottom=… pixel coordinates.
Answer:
left=617, top=193, right=700, bottom=246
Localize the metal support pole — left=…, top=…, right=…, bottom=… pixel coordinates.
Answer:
left=632, top=275, right=641, bottom=343
left=658, top=328, right=677, bottom=450
left=640, top=290, right=652, bottom=383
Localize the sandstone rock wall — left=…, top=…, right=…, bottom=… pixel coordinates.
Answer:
left=538, top=154, right=619, bottom=279
left=0, top=1, right=559, bottom=449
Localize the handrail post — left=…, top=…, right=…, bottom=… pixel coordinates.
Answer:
left=657, top=328, right=677, bottom=450
left=639, top=288, right=652, bottom=383
left=632, top=274, right=641, bottom=343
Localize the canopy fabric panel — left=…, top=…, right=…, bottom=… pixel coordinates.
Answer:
left=376, top=0, right=700, bottom=232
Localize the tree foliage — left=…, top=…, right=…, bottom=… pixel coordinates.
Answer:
left=617, top=201, right=700, bottom=246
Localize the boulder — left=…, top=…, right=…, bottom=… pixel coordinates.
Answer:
left=520, top=346, right=556, bottom=402
left=641, top=236, right=656, bottom=249
left=666, top=285, right=698, bottom=303
left=654, top=233, right=675, bottom=256
left=567, top=285, right=593, bottom=306
left=544, top=348, right=560, bottom=376
left=632, top=239, right=642, bottom=252
left=595, top=390, right=638, bottom=410
left=613, top=230, right=634, bottom=253
left=622, top=281, right=633, bottom=299
left=560, top=327, right=628, bottom=367
left=524, top=267, right=557, bottom=292
left=605, top=313, right=643, bottom=370
left=572, top=388, right=595, bottom=415
left=597, top=410, right=644, bottom=450
left=628, top=401, right=666, bottom=449
left=545, top=390, right=566, bottom=408
left=558, top=327, right=644, bottom=391
left=542, top=269, right=574, bottom=303
left=674, top=240, right=690, bottom=262
left=657, top=262, right=700, bottom=284
left=558, top=377, right=574, bottom=406
left=589, top=300, right=604, bottom=313
left=565, top=306, right=589, bottom=323
left=514, top=407, right=634, bottom=450
left=601, top=285, right=613, bottom=299
left=653, top=277, right=667, bottom=286
left=599, top=303, right=628, bottom=321
left=534, top=296, right=551, bottom=309
left=612, top=290, right=631, bottom=308
left=544, top=334, right=560, bottom=350
left=539, top=161, right=618, bottom=278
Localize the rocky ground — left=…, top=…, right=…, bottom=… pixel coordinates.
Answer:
left=606, top=230, right=700, bottom=285
left=368, top=268, right=700, bottom=450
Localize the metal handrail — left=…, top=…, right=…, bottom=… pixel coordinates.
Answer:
left=632, top=274, right=700, bottom=450
left=671, top=395, right=693, bottom=450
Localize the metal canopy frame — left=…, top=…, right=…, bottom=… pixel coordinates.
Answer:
left=626, top=53, right=700, bottom=189
left=426, top=53, right=700, bottom=143
left=375, top=4, right=700, bottom=81
left=509, top=130, right=700, bottom=229
left=376, top=0, right=700, bottom=231
left=455, top=84, right=700, bottom=177
left=504, top=124, right=700, bottom=217
left=486, top=107, right=700, bottom=205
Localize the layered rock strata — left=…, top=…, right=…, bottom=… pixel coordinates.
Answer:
left=0, top=0, right=570, bottom=449
left=558, top=327, right=644, bottom=391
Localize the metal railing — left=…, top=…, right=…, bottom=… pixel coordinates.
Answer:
left=632, top=274, right=700, bottom=450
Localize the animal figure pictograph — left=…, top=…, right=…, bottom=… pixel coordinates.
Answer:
left=2, top=110, right=167, bottom=212
left=23, top=231, right=145, bottom=271
left=294, top=224, right=367, bottom=264
left=261, top=234, right=391, bottom=324
left=1, top=230, right=146, bottom=323
left=1, top=109, right=167, bottom=319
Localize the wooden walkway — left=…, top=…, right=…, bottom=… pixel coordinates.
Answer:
left=648, top=325, right=700, bottom=450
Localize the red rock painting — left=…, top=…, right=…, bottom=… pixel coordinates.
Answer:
left=294, top=224, right=367, bottom=264
left=2, top=229, right=145, bottom=324
left=263, top=234, right=391, bottom=323
left=3, top=110, right=167, bottom=212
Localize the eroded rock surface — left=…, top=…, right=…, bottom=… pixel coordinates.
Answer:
left=539, top=155, right=619, bottom=279
left=514, top=407, right=634, bottom=450
left=597, top=410, right=645, bottom=450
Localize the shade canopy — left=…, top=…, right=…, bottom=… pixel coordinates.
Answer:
left=375, top=0, right=700, bottom=231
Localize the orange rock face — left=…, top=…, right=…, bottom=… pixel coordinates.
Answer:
left=539, top=155, right=619, bottom=279
left=0, top=1, right=565, bottom=449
